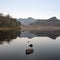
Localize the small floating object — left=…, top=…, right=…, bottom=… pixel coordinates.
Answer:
left=28, top=41, right=30, bottom=43
left=29, top=44, right=33, bottom=47
left=26, top=48, right=34, bottom=55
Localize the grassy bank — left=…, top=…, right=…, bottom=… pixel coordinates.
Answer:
left=0, top=27, right=21, bottom=30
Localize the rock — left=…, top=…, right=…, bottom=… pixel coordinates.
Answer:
left=26, top=48, right=34, bottom=55
left=29, top=44, right=33, bottom=47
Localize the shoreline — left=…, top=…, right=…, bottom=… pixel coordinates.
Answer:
left=0, top=26, right=60, bottom=31
left=21, top=25, right=60, bottom=31
left=0, top=27, right=21, bottom=30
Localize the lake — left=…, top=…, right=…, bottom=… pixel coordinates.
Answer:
left=0, top=30, right=60, bottom=60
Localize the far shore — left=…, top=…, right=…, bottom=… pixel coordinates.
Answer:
left=0, top=25, right=60, bottom=31
left=21, top=25, right=60, bottom=31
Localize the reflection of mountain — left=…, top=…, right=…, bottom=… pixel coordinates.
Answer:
left=20, top=31, right=37, bottom=38
left=0, top=31, right=21, bottom=44
left=0, top=30, right=60, bottom=45
left=20, top=30, right=60, bottom=39
left=30, top=30, right=60, bottom=39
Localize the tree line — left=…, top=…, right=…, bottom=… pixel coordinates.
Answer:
left=0, top=13, right=21, bottom=28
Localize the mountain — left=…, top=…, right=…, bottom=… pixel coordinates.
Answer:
left=18, top=17, right=37, bottom=25
left=17, top=16, right=60, bottom=27
left=30, top=17, right=60, bottom=26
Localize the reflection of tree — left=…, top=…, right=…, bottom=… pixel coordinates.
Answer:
left=0, top=30, right=21, bottom=44
left=30, top=30, right=60, bottom=39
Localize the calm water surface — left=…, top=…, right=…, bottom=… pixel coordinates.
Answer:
left=0, top=30, right=60, bottom=60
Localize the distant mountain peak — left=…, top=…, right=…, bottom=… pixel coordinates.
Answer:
left=27, top=17, right=34, bottom=20
left=49, top=17, right=58, bottom=21
left=18, top=17, right=37, bottom=25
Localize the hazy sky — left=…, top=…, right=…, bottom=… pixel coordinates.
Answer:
left=0, top=0, right=60, bottom=19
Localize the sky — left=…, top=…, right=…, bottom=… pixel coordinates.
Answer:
left=0, top=0, right=60, bottom=19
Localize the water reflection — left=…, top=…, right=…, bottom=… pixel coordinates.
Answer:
left=0, top=30, right=60, bottom=44
left=0, top=30, right=60, bottom=60
left=21, top=30, right=60, bottom=39
left=0, top=30, right=21, bottom=44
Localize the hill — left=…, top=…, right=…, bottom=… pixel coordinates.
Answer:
left=30, top=17, right=60, bottom=27
left=18, top=17, right=37, bottom=25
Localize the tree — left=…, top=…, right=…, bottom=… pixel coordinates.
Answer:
left=0, top=13, right=21, bottom=28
